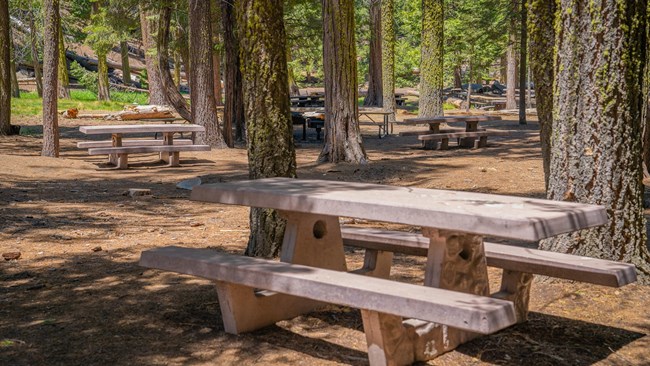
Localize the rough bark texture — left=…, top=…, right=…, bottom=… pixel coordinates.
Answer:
left=29, top=11, right=43, bottom=97
left=120, top=41, right=131, bottom=86
left=319, top=0, right=368, bottom=164
left=173, top=50, right=181, bottom=88
left=9, top=27, right=19, bottom=99
left=96, top=51, right=110, bottom=101
left=544, top=0, right=650, bottom=282
left=41, top=0, right=59, bottom=157
left=157, top=6, right=192, bottom=122
left=505, top=1, right=517, bottom=110
left=528, top=0, right=555, bottom=189
left=381, top=0, right=396, bottom=123
left=139, top=6, right=166, bottom=105
left=222, top=1, right=245, bottom=145
left=57, top=26, right=70, bottom=99
left=0, top=0, right=11, bottom=135
left=237, top=0, right=296, bottom=257
left=211, top=0, right=223, bottom=106
left=518, top=0, right=527, bottom=124
left=643, top=2, right=650, bottom=177
left=454, top=64, right=462, bottom=88
left=419, top=0, right=444, bottom=117
left=363, top=0, right=382, bottom=107
left=188, top=0, right=226, bottom=147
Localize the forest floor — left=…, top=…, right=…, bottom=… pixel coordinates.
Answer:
left=1, top=109, right=649, bottom=366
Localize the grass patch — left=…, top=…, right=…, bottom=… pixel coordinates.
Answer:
left=10, top=90, right=149, bottom=117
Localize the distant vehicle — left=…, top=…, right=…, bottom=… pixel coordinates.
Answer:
left=461, top=83, right=486, bottom=93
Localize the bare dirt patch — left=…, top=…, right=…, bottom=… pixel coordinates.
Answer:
left=1, top=113, right=648, bottom=365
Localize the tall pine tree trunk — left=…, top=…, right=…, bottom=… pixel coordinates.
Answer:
left=518, top=0, right=527, bottom=124
left=57, top=25, right=70, bottom=99
left=419, top=0, right=444, bottom=117
left=222, top=1, right=245, bottom=145
left=188, top=0, right=226, bottom=147
left=363, top=0, right=382, bottom=107
left=28, top=11, right=43, bottom=97
left=0, top=0, right=11, bottom=135
left=528, top=0, right=555, bottom=189
left=120, top=41, right=131, bottom=86
left=544, top=0, right=650, bottom=282
left=319, top=0, right=367, bottom=164
left=96, top=51, right=110, bottom=101
left=9, top=27, right=19, bottom=99
left=381, top=0, right=396, bottom=123
left=211, top=0, right=223, bottom=106
left=173, top=50, right=181, bottom=89
left=139, top=5, right=166, bottom=105
left=505, top=1, right=518, bottom=109
left=42, top=0, right=59, bottom=157
left=237, top=0, right=296, bottom=257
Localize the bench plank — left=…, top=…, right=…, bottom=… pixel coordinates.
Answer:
left=88, top=144, right=210, bottom=155
left=80, top=124, right=205, bottom=134
left=77, top=139, right=193, bottom=149
left=417, top=130, right=509, bottom=141
left=340, top=227, right=637, bottom=287
left=140, top=246, right=516, bottom=334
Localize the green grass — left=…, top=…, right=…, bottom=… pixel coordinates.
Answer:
left=10, top=90, right=149, bottom=117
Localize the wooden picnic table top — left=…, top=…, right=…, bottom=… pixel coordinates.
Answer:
left=400, top=115, right=501, bottom=125
left=79, top=124, right=205, bottom=135
left=191, top=178, right=607, bottom=241
left=358, top=108, right=393, bottom=116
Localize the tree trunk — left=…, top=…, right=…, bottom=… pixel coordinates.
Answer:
left=237, top=0, right=296, bottom=257
left=500, top=52, right=507, bottom=83
left=0, top=0, right=11, bottom=135
left=419, top=0, right=444, bottom=117
left=644, top=2, right=650, bottom=178
left=518, top=0, right=527, bottom=124
left=42, top=0, right=60, bottom=157
left=139, top=5, right=166, bottom=105
left=363, top=0, right=382, bottom=107
left=287, top=49, right=301, bottom=96
left=222, top=1, right=245, bottom=145
left=528, top=0, right=555, bottom=190
left=157, top=6, right=192, bottom=122
left=29, top=11, right=43, bottom=97
left=319, top=0, right=367, bottom=164
left=120, top=41, right=131, bottom=86
left=211, top=0, right=223, bottom=106
left=544, top=0, right=650, bottom=282
left=188, top=0, right=226, bottom=147
left=173, top=50, right=181, bottom=88
left=453, top=64, right=462, bottom=88
left=177, top=25, right=191, bottom=88
left=57, top=24, right=70, bottom=99
left=506, top=1, right=517, bottom=109
left=96, top=51, right=110, bottom=101
left=9, top=26, right=19, bottom=99
left=381, top=0, right=396, bottom=123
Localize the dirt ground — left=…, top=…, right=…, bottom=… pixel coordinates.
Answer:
left=1, top=110, right=649, bottom=366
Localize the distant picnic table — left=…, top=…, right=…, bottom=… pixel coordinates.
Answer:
left=399, top=115, right=507, bottom=149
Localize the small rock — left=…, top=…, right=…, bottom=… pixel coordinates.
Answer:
left=2, top=252, right=21, bottom=261
left=91, top=246, right=103, bottom=252
left=176, top=177, right=202, bottom=190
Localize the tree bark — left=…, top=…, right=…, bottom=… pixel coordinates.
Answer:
left=237, top=0, right=296, bottom=257
left=42, top=0, right=60, bottom=157
left=28, top=11, right=43, bottom=97
left=363, top=0, right=382, bottom=107
left=211, top=0, right=223, bottom=106
left=96, top=51, right=110, bottom=101
left=419, top=0, right=444, bottom=117
left=453, top=64, right=462, bottom=88
left=188, top=0, right=226, bottom=147
left=57, top=25, right=70, bottom=99
left=506, top=1, right=518, bottom=109
left=9, top=27, right=19, bottom=99
left=518, top=0, right=527, bottom=124
left=0, top=0, right=11, bottom=135
left=139, top=5, right=166, bottom=105
left=222, top=1, right=245, bottom=145
left=120, top=41, right=131, bottom=86
left=157, top=6, right=192, bottom=122
left=381, top=0, right=396, bottom=123
left=544, top=0, right=650, bottom=282
left=528, top=0, right=555, bottom=190
left=319, top=0, right=367, bottom=164
left=173, top=50, right=181, bottom=89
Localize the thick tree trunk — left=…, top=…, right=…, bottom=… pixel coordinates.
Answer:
left=319, top=0, right=367, bottom=164
left=381, top=0, right=396, bottom=123
left=96, top=51, right=110, bottom=101
left=518, top=0, right=527, bottom=124
left=419, top=0, right=444, bottom=117
left=57, top=25, right=70, bottom=99
left=42, top=0, right=59, bottom=157
left=188, top=0, right=226, bottom=147
left=544, top=0, right=650, bottom=282
left=506, top=1, right=517, bottom=109
left=237, top=0, right=296, bottom=257
left=528, top=0, right=555, bottom=190
left=139, top=5, right=166, bottom=105
left=222, top=1, right=245, bottom=145
left=643, top=2, right=650, bottom=178
left=157, top=6, right=192, bottom=122
left=363, top=0, right=382, bottom=107
left=28, top=11, right=43, bottom=97
left=120, top=41, right=131, bottom=86
left=0, top=0, right=11, bottom=135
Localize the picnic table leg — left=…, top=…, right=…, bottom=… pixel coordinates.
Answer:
left=459, top=121, right=479, bottom=148
left=492, top=270, right=534, bottom=322
left=423, top=124, right=442, bottom=150
left=109, top=133, right=122, bottom=166
left=160, top=132, right=180, bottom=166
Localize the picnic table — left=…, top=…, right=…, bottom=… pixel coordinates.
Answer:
left=78, top=124, right=210, bottom=169
left=139, top=178, right=636, bottom=365
left=399, top=115, right=505, bottom=149
left=358, top=108, right=394, bottom=138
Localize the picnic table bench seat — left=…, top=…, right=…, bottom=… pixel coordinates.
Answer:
left=417, top=129, right=509, bottom=149
left=87, top=144, right=210, bottom=169
left=77, top=139, right=194, bottom=149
